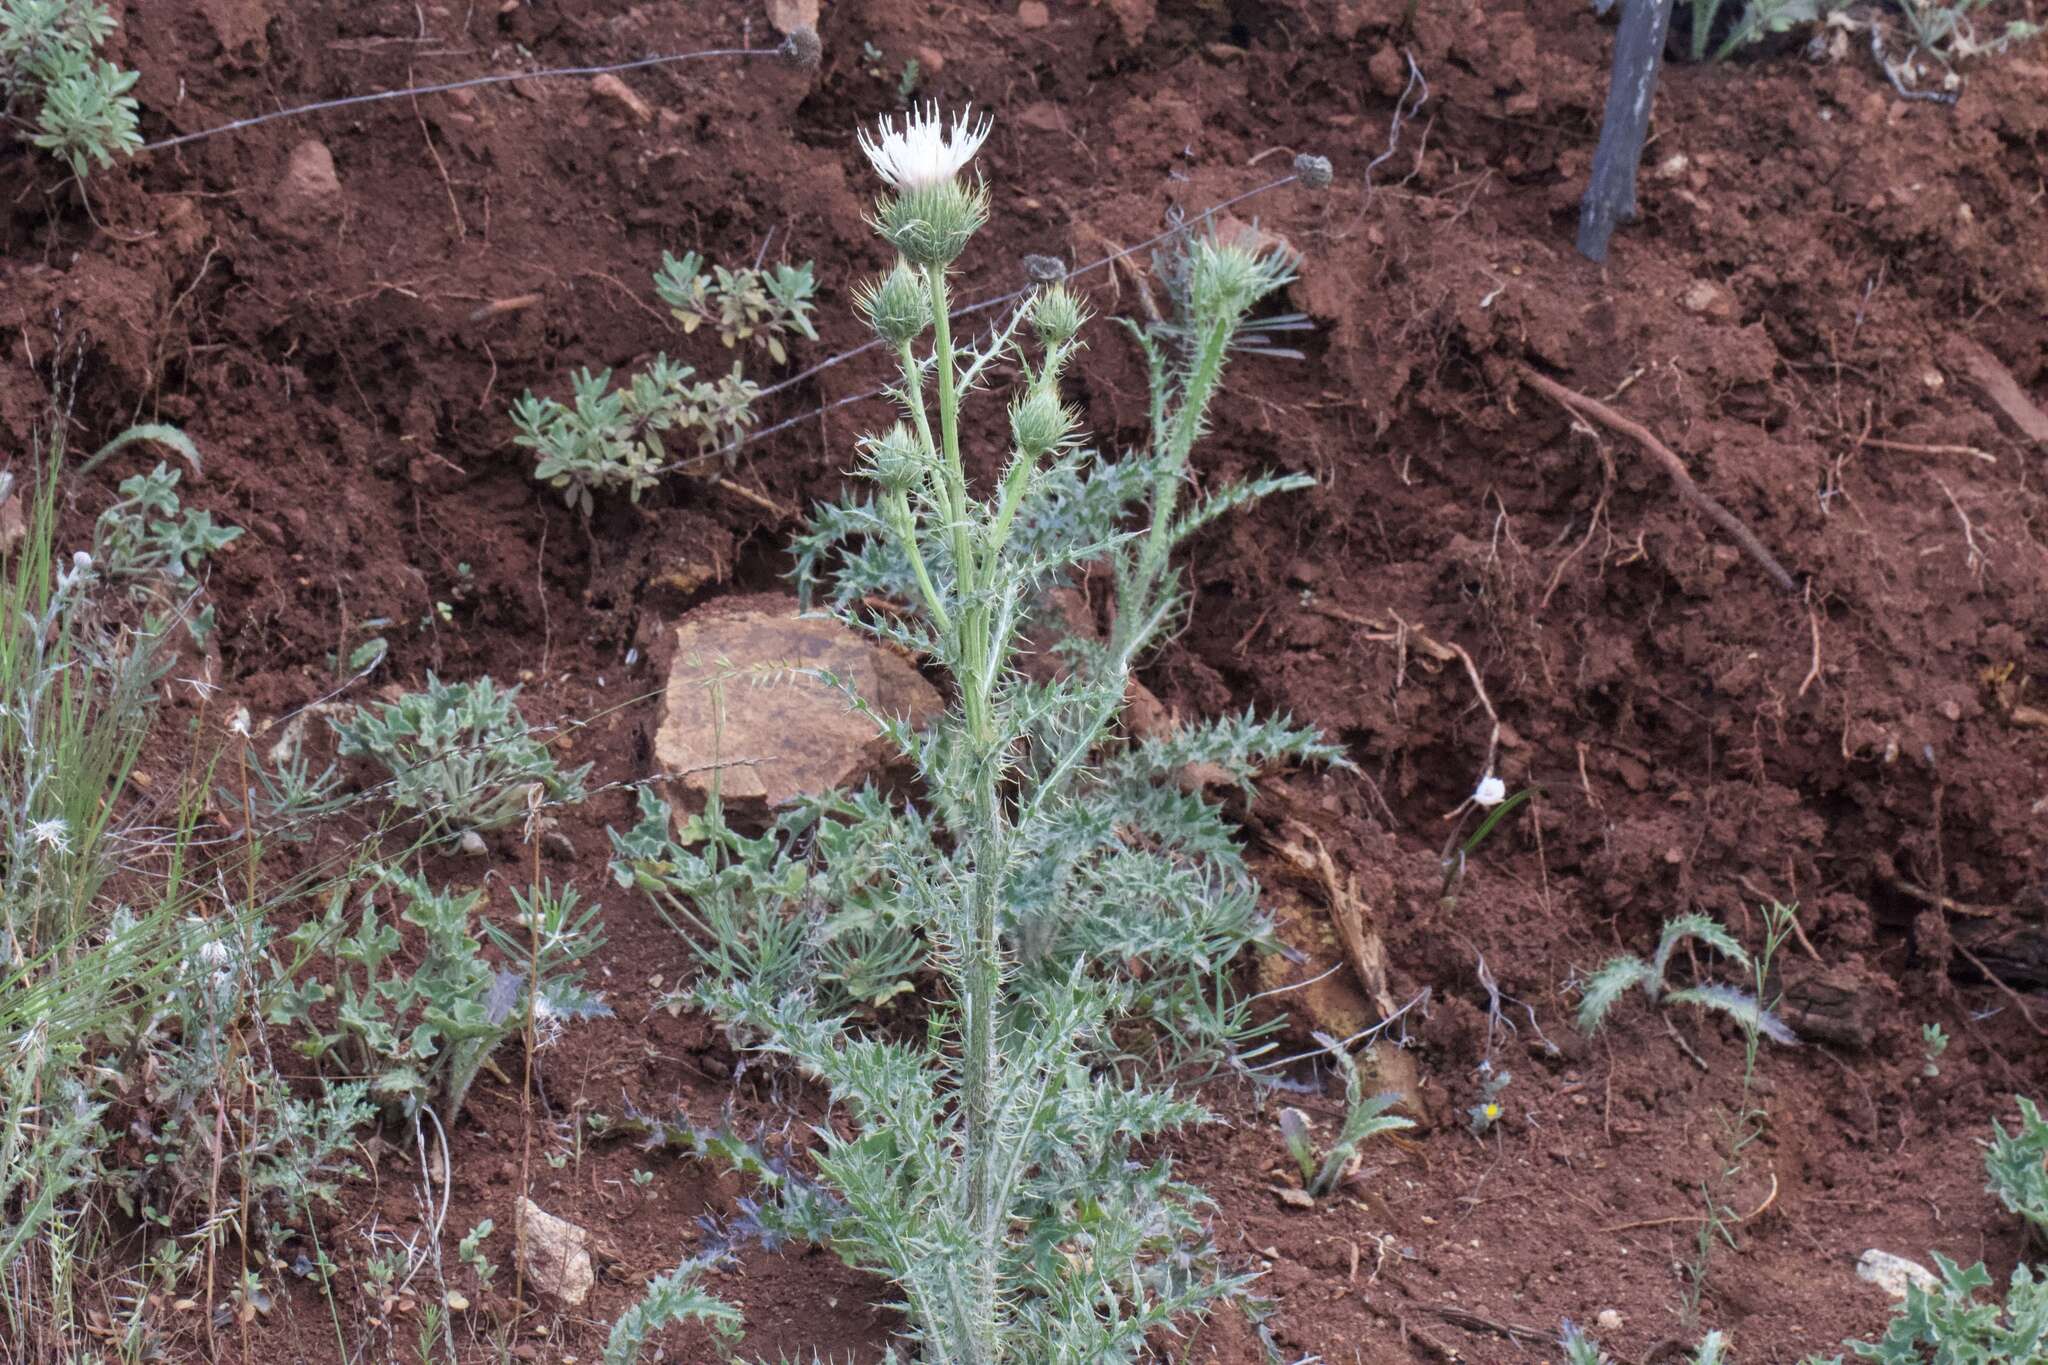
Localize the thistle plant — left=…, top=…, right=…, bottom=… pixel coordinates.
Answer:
left=1985, top=1095, right=2048, bottom=1246
left=613, top=104, right=1334, bottom=1362
left=1801, top=1256, right=2048, bottom=1364
left=0, top=0, right=142, bottom=175
left=268, top=869, right=609, bottom=1119
left=331, top=673, right=590, bottom=841
left=1575, top=911, right=1798, bottom=1044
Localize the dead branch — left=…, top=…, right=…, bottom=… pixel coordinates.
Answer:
left=1517, top=365, right=1799, bottom=594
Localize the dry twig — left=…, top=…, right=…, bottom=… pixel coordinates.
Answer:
left=1517, top=365, right=1799, bottom=593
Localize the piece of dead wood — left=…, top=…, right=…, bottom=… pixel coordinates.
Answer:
left=1277, top=820, right=1398, bottom=1021
left=1517, top=365, right=1800, bottom=593
left=1603, top=1170, right=1778, bottom=1233
left=1943, top=335, right=2048, bottom=447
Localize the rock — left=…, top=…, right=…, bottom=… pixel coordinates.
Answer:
left=1680, top=278, right=1735, bottom=320
left=654, top=594, right=941, bottom=811
left=1857, top=1249, right=1939, bottom=1300
left=589, top=74, right=652, bottom=125
left=518, top=1200, right=593, bottom=1305
left=763, top=0, right=819, bottom=35
left=457, top=830, right=487, bottom=857
left=0, top=492, right=25, bottom=558
left=1016, top=0, right=1050, bottom=28
left=911, top=44, right=946, bottom=75
left=272, top=140, right=342, bottom=228
left=1595, top=1308, right=1624, bottom=1332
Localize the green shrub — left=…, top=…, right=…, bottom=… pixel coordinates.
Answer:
left=0, top=0, right=141, bottom=174
left=331, top=673, right=589, bottom=840
left=268, top=871, right=607, bottom=1120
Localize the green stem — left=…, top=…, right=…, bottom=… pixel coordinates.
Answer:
left=1116, top=312, right=1235, bottom=658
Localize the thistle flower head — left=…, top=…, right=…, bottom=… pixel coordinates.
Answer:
left=1009, top=389, right=1080, bottom=461
left=857, top=262, right=932, bottom=345
left=859, top=423, right=927, bottom=493
left=1030, top=285, right=1088, bottom=349
left=858, top=103, right=992, bottom=192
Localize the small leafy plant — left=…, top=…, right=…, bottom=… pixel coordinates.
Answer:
left=653, top=250, right=819, bottom=363
left=1985, top=1095, right=2048, bottom=1246
left=331, top=673, right=590, bottom=840
left=0, top=0, right=142, bottom=174
left=1921, top=1022, right=1950, bottom=1078
left=512, top=248, right=817, bottom=513
left=1277, top=1034, right=1414, bottom=1198
left=1801, top=1255, right=2048, bottom=1363
left=1576, top=911, right=1798, bottom=1044
left=269, top=870, right=608, bottom=1119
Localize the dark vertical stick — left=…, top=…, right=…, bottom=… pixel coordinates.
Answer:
left=1578, top=0, right=1678, bottom=262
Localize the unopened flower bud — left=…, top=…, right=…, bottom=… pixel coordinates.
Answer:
left=1009, top=389, right=1076, bottom=461
left=782, top=26, right=822, bottom=72
left=1293, top=152, right=1334, bottom=189
left=857, top=263, right=931, bottom=345
left=860, top=423, right=925, bottom=493
left=1031, top=285, right=1087, bottom=348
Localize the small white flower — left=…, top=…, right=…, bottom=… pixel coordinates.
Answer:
left=858, top=102, right=992, bottom=192
left=27, top=817, right=70, bottom=854
left=1472, top=775, right=1507, bottom=808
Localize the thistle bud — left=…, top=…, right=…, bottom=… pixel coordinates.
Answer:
left=858, top=263, right=932, bottom=345
left=1293, top=152, right=1334, bottom=190
left=1030, top=285, right=1087, bottom=349
left=782, top=26, right=822, bottom=72
left=1009, top=389, right=1076, bottom=461
left=1189, top=234, right=1295, bottom=320
left=874, top=180, right=989, bottom=267
left=859, top=423, right=925, bottom=493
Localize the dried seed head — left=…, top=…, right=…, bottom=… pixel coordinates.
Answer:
left=857, top=263, right=932, bottom=345
left=782, top=26, right=822, bottom=72
left=1021, top=253, right=1068, bottom=283
left=1293, top=152, right=1334, bottom=190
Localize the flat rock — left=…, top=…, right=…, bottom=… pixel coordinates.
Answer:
left=1857, top=1249, right=1939, bottom=1300
left=654, top=594, right=940, bottom=811
left=518, top=1199, right=592, bottom=1305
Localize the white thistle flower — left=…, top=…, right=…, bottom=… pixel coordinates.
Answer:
left=858, top=103, right=992, bottom=191
left=27, top=817, right=71, bottom=854
left=1472, top=775, right=1507, bottom=808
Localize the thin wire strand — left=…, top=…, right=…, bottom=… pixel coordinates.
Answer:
left=139, top=45, right=778, bottom=153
